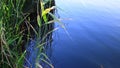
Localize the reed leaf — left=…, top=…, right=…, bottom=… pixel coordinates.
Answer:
left=37, top=14, right=42, bottom=27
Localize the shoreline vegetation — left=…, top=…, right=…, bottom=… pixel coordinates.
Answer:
left=0, top=0, right=56, bottom=68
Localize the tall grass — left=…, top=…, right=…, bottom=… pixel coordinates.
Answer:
left=0, top=0, right=57, bottom=68
left=0, top=0, right=27, bottom=68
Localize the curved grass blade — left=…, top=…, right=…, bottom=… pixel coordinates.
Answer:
left=17, top=50, right=26, bottom=66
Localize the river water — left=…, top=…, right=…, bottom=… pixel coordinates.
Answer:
left=51, top=0, right=120, bottom=68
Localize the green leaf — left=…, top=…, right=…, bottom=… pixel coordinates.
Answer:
left=37, top=14, right=41, bottom=27
left=17, top=50, right=26, bottom=66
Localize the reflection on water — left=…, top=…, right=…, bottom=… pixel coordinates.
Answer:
left=51, top=0, right=120, bottom=68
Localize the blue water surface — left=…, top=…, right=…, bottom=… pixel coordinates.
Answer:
left=51, top=0, right=120, bottom=68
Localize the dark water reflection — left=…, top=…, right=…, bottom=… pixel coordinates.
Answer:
left=51, top=0, right=120, bottom=68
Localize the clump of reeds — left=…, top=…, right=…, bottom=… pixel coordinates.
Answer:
left=0, top=0, right=57, bottom=68
left=0, top=0, right=27, bottom=68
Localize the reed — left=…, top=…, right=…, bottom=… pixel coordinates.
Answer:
left=0, top=0, right=57, bottom=68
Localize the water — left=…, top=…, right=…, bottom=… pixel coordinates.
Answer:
left=51, top=0, right=120, bottom=68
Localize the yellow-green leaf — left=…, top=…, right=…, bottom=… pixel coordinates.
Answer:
left=42, top=6, right=55, bottom=16
left=37, top=15, right=41, bottom=27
